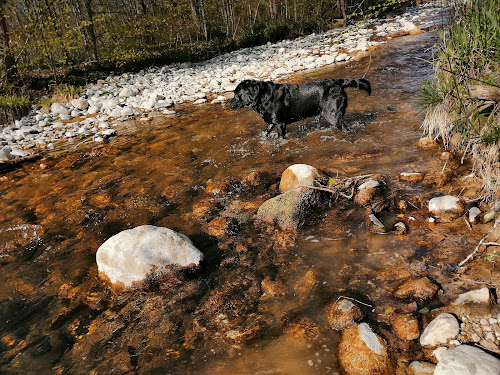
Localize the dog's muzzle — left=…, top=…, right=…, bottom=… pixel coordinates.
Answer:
left=229, top=98, right=242, bottom=110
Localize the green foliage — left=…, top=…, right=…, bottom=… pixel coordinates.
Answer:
left=55, top=84, right=81, bottom=98
left=0, top=95, right=31, bottom=111
left=421, top=0, right=500, bottom=143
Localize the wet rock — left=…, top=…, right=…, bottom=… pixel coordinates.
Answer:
left=434, top=345, right=500, bottom=375
left=283, top=316, right=320, bottom=340
left=392, top=313, right=419, bottom=341
left=428, top=195, right=466, bottom=221
left=204, top=217, right=236, bottom=237
left=407, top=361, right=436, bottom=375
left=261, top=277, right=287, bottom=299
left=420, top=313, right=460, bottom=348
left=355, top=179, right=381, bottom=206
left=482, top=210, right=497, bottom=223
left=279, top=164, right=319, bottom=193
left=242, top=170, right=261, bottom=186
left=256, top=189, right=321, bottom=231
left=393, top=277, right=438, bottom=301
left=326, top=298, right=365, bottom=330
left=338, top=323, right=391, bottom=375
left=367, top=213, right=387, bottom=234
left=393, top=222, right=407, bottom=234
left=468, top=207, right=481, bottom=224
left=399, top=172, right=423, bottom=182
left=205, top=178, right=239, bottom=196
left=417, top=137, right=438, bottom=150
left=452, top=288, right=492, bottom=305
left=96, top=225, right=204, bottom=290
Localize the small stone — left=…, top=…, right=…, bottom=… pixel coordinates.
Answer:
left=367, top=214, right=387, bottom=234
left=50, top=102, right=70, bottom=115
left=453, top=288, right=491, bottom=305
left=399, top=172, right=423, bottom=182
left=326, top=298, right=365, bottom=330
left=417, top=137, right=438, bottom=149
left=393, top=222, right=407, bottom=234
left=428, top=195, right=466, bottom=221
left=71, top=99, right=89, bottom=110
left=468, top=207, right=481, bottom=224
left=392, top=313, right=419, bottom=341
left=394, top=277, right=438, bottom=301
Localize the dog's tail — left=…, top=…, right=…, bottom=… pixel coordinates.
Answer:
left=338, top=78, right=371, bottom=95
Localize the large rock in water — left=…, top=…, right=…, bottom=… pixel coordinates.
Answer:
left=96, top=225, right=204, bottom=290
left=256, top=189, right=321, bottom=231
left=434, top=345, right=500, bottom=375
left=338, top=323, right=391, bottom=375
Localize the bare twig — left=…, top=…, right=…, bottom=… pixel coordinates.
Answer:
left=335, top=295, right=373, bottom=308
left=298, top=185, right=353, bottom=199
left=458, top=218, right=499, bottom=267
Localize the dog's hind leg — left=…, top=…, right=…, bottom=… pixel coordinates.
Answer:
left=277, top=123, right=287, bottom=139
left=322, top=93, right=348, bottom=131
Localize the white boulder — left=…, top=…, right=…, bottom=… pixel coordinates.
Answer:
left=420, top=313, right=460, bottom=347
left=50, top=102, right=70, bottom=115
left=71, top=98, right=89, bottom=110
left=434, top=345, right=500, bottom=375
left=96, top=225, right=204, bottom=289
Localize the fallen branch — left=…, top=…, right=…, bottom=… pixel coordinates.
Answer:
left=458, top=218, right=499, bottom=267
left=298, top=185, right=353, bottom=199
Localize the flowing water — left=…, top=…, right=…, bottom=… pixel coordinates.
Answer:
left=1, top=16, right=483, bottom=375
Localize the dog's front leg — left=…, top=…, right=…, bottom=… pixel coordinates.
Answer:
left=264, top=123, right=276, bottom=137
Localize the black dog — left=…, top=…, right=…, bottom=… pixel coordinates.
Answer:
left=229, top=78, right=371, bottom=138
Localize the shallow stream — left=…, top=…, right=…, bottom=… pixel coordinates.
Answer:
left=0, top=17, right=486, bottom=375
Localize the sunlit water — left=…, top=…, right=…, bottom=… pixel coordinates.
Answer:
left=2, top=20, right=481, bottom=375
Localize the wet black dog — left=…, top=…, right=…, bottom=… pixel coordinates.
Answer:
left=229, top=78, right=371, bottom=138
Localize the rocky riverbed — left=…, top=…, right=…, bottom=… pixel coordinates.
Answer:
left=1, top=2, right=500, bottom=374
left=0, top=2, right=445, bottom=160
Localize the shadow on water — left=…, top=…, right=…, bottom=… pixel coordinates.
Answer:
left=0, top=28, right=478, bottom=374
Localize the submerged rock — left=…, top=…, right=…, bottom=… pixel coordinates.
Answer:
left=394, top=277, right=438, bottom=301
left=428, top=195, right=466, bottom=221
left=338, top=323, right=391, bottom=375
left=420, top=313, right=459, bottom=348
left=279, top=164, right=319, bottom=193
left=393, top=313, right=420, bottom=341
left=256, top=189, right=321, bottom=231
left=434, top=345, right=500, bottom=375
left=96, top=225, right=204, bottom=290
left=326, top=298, right=365, bottom=330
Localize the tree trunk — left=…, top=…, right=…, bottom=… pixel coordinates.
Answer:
left=340, top=0, right=347, bottom=27
left=0, top=2, right=17, bottom=83
left=83, top=0, right=98, bottom=61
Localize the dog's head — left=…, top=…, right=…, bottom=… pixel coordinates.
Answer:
left=229, top=80, right=265, bottom=111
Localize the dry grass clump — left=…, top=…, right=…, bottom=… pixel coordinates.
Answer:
left=419, top=0, right=500, bottom=202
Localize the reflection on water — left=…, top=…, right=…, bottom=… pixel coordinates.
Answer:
left=1, top=29, right=471, bottom=374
